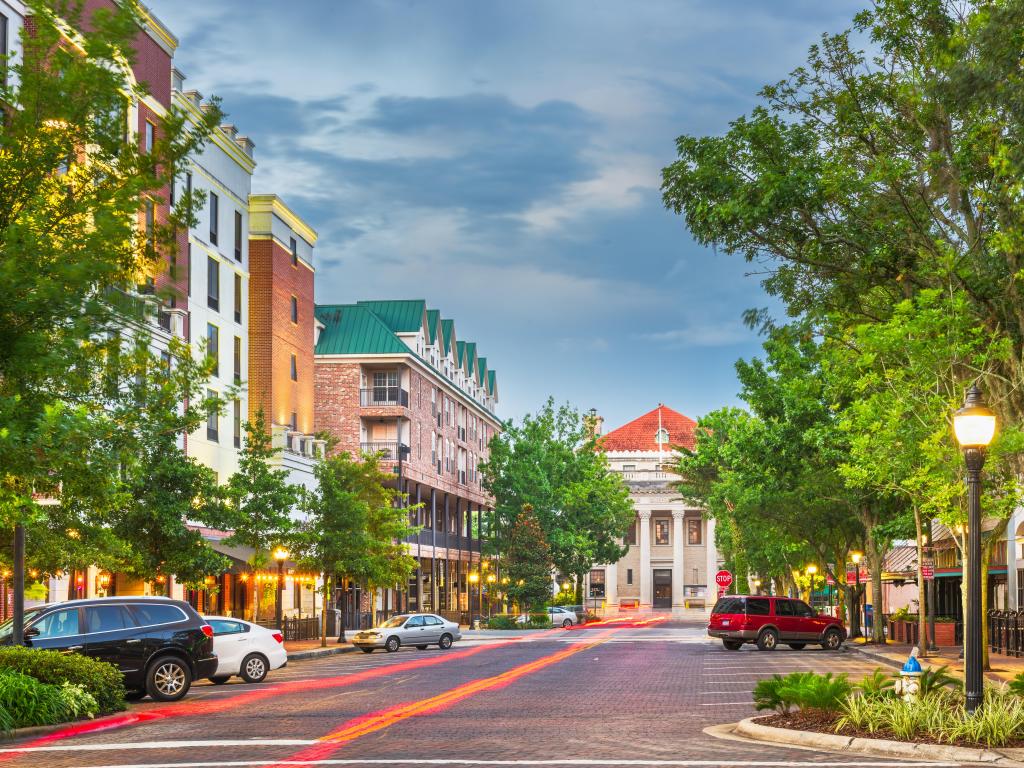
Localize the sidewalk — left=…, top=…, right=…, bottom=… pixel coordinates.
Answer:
left=850, top=637, right=1024, bottom=684
left=282, top=638, right=359, bottom=660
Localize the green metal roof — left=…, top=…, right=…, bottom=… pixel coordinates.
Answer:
left=314, top=304, right=413, bottom=355
left=476, top=356, right=487, bottom=386
left=355, top=300, right=426, bottom=334
left=441, top=319, right=455, bottom=354
left=455, top=341, right=466, bottom=367
left=463, top=342, right=477, bottom=376
left=487, top=369, right=496, bottom=395
left=425, top=309, right=441, bottom=345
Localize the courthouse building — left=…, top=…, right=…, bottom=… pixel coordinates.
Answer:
left=586, top=405, right=721, bottom=614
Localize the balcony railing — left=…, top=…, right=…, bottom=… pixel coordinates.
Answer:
left=360, top=441, right=409, bottom=460
left=360, top=388, right=409, bottom=407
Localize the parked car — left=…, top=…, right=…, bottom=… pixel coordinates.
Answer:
left=707, top=595, right=846, bottom=651
left=352, top=613, right=461, bottom=653
left=517, top=606, right=578, bottom=628
left=0, top=597, right=216, bottom=701
left=203, top=617, right=287, bottom=684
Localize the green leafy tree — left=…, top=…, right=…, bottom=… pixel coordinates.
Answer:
left=0, top=0, right=219, bottom=575
left=224, top=409, right=301, bottom=617
left=106, top=334, right=231, bottom=587
left=481, top=399, right=633, bottom=601
left=504, top=504, right=553, bottom=614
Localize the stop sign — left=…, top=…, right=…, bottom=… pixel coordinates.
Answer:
left=715, top=570, right=733, bottom=589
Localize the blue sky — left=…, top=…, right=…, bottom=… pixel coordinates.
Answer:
left=150, top=0, right=863, bottom=431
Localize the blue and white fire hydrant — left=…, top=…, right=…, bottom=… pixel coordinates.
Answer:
left=893, top=646, right=922, bottom=701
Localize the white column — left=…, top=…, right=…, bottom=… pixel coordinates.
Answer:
left=705, top=516, right=718, bottom=605
left=672, top=510, right=685, bottom=612
left=639, top=510, right=652, bottom=610
left=1008, top=510, right=1020, bottom=609
left=605, top=560, right=618, bottom=615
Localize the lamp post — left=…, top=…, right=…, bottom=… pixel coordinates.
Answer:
left=851, top=552, right=863, bottom=639
left=806, top=565, right=818, bottom=608
left=751, top=578, right=761, bottom=595
left=953, top=383, right=997, bottom=713
left=273, top=546, right=289, bottom=631
left=486, top=573, right=496, bottom=618
left=468, top=572, right=479, bottom=627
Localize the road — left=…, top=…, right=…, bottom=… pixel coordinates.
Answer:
left=1, top=618, right=960, bottom=768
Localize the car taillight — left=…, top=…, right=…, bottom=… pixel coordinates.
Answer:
left=272, top=632, right=283, bottom=644
left=200, top=624, right=214, bottom=638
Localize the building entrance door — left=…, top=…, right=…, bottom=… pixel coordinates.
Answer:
left=653, top=569, right=672, bottom=609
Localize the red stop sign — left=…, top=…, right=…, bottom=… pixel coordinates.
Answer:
left=715, top=570, right=733, bottom=588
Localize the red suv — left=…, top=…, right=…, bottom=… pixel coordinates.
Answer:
left=708, top=595, right=846, bottom=651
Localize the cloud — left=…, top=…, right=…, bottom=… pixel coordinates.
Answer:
left=637, top=322, right=752, bottom=348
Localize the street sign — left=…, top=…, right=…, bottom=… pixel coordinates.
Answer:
left=715, top=570, right=733, bottom=589
left=922, top=559, right=934, bottom=581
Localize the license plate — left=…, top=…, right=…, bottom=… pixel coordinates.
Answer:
left=722, top=620, right=730, bottom=627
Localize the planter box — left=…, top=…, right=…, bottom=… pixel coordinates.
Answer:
left=888, top=618, right=956, bottom=647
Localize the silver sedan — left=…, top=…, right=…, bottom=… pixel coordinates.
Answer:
left=352, top=613, right=462, bottom=653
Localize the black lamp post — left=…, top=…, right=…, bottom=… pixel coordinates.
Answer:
left=953, top=383, right=997, bottom=713
left=273, top=546, right=289, bottom=631
left=851, top=551, right=863, bottom=639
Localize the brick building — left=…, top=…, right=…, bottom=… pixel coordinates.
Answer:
left=314, top=301, right=500, bottom=620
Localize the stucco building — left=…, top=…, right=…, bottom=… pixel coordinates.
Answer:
left=587, top=405, right=721, bottom=614
left=314, top=301, right=500, bottom=621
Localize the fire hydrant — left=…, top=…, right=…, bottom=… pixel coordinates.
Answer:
left=893, top=646, right=922, bottom=702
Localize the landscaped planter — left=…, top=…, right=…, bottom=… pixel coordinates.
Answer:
left=886, top=618, right=957, bottom=647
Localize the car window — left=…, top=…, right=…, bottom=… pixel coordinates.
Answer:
left=774, top=599, right=795, bottom=617
left=746, top=598, right=770, bottom=616
left=381, top=615, right=408, bottom=628
left=208, top=619, right=246, bottom=635
left=85, top=605, right=136, bottom=633
left=32, top=608, right=80, bottom=638
left=426, top=616, right=443, bottom=626
left=793, top=601, right=815, bottom=618
left=405, top=616, right=425, bottom=628
left=712, top=597, right=744, bottom=614
left=129, top=603, right=188, bottom=627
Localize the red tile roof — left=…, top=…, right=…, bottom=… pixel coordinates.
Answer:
left=599, top=404, right=697, bottom=452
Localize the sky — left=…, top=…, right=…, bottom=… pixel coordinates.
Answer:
left=149, top=0, right=864, bottom=431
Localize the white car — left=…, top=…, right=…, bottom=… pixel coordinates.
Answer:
left=516, top=606, right=579, bottom=628
left=203, top=617, right=288, bottom=684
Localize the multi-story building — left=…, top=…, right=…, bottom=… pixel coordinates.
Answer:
left=586, top=405, right=721, bottom=614
left=247, top=194, right=324, bottom=492
left=314, top=301, right=500, bottom=621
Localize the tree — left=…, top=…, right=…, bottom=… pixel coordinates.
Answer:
left=293, top=451, right=417, bottom=646
left=504, top=505, right=553, bottom=614
left=0, top=0, right=218, bottom=588
left=481, top=399, right=634, bottom=602
left=224, top=409, right=301, bottom=617
left=106, top=334, right=231, bottom=587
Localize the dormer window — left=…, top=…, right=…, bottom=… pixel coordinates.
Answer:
left=655, top=427, right=669, bottom=445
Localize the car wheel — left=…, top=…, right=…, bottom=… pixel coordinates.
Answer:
left=360, top=648, right=374, bottom=654
left=124, top=689, right=147, bottom=701
left=822, top=628, right=844, bottom=651
left=756, top=628, right=779, bottom=651
left=416, top=645, right=428, bottom=650
left=208, top=676, right=231, bottom=685
left=240, top=653, right=269, bottom=684
left=438, top=633, right=453, bottom=650
left=146, top=656, right=192, bottom=702
left=561, top=619, right=572, bottom=628
left=385, top=636, right=400, bottom=653
left=787, top=643, right=806, bottom=651
left=722, top=640, right=743, bottom=651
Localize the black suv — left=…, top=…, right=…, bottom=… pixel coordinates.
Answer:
left=0, top=597, right=216, bottom=702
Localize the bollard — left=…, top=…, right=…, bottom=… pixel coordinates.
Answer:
left=893, top=647, right=922, bottom=702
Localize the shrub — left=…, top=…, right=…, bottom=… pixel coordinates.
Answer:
left=753, top=671, right=851, bottom=714
left=1008, top=670, right=1024, bottom=698
left=0, top=647, right=124, bottom=713
left=0, top=671, right=67, bottom=728
left=485, top=615, right=518, bottom=630
left=919, top=665, right=958, bottom=697
left=58, top=682, right=99, bottom=721
left=855, top=668, right=895, bottom=700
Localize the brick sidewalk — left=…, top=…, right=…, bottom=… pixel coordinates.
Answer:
left=851, top=637, right=1024, bottom=684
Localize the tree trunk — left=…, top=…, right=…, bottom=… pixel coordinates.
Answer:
left=980, top=517, right=1009, bottom=670
left=865, top=522, right=887, bottom=644
left=320, top=574, right=330, bottom=648
left=913, top=507, right=928, bottom=655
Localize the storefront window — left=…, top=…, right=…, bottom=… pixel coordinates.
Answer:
left=589, top=569, right=605, bottom=598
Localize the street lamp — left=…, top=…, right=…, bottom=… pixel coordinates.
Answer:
left=851, top=551, right=863, bottom=639
left=486, top=573, right=496, bottom=618
left=751, top=578, right=761, bottom=595
left=806, top=565, right=818, bottom=606
left=469, top=572, right=479, bottom=626
left=920, top=532, right=937, bottom=652
left=273, top=546, right=289, bottom=631
left=953, top=382, right=997, bottom=713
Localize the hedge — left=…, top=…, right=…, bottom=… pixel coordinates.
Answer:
left=0, top=647, right=125, bottom=713
left=0, top=670, right=98, bottom=729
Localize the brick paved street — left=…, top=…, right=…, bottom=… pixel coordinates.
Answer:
left=0, top=619, right=962, bottom=768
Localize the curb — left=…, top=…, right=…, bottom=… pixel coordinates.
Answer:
left=732, top=716, right=1023, bottom=765
left=1, top=710, right=129, bottom=742
left=850, top=644, right=904, bottom=670
left=287, top=645, right=359, bottom=661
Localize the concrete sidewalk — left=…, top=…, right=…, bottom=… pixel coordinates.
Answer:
left=851, top=637, right=1024, bottom=684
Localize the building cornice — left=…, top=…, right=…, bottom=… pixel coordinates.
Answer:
left=249, top=194, right=318, bottom=246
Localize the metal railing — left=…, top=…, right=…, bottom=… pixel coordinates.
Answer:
left=360, top=441, right=407, bottom=459
left=989, top=610, right=1024, bottom=657
left=360, top=388, right=409, bottom=407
